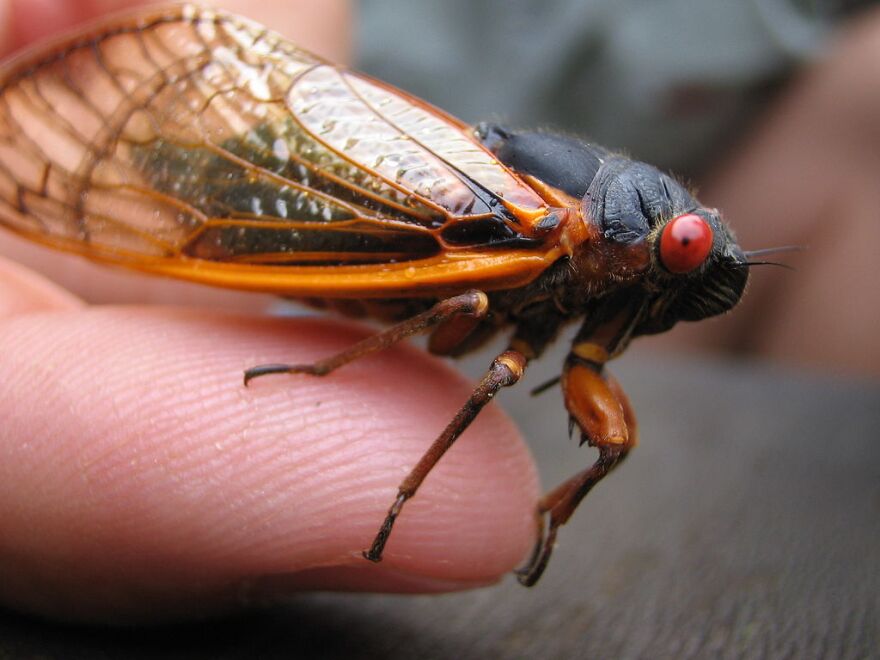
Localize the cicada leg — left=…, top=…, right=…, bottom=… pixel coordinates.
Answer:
left=363, top=349, right=527, bottom=562
left=516, top=359, right=638, bottom=586
left=243, top=290, right=489, bottom=384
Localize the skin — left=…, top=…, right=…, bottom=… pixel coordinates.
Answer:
left=0, top=0, right=539, bottom=623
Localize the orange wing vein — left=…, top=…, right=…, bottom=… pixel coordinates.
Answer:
left=0, top=4, right=563, bottom=297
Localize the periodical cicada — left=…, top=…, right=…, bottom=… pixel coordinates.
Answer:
left=0, top=4, right=756, bottom=585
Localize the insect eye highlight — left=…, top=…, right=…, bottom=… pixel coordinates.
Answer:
left=659, top=213, right=714, bottom=273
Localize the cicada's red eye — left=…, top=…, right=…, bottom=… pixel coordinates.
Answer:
left=659, top=213, right=714, bottom=274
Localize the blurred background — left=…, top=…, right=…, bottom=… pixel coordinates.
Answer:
left=360, top=0, right=835, bottom=174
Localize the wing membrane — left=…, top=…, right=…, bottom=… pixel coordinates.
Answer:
left=0, top=5, right=558, bottom=296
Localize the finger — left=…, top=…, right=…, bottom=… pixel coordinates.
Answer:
left=0, top=309, right=539, bottom=622
left=0, top=0, right=351, bottom=306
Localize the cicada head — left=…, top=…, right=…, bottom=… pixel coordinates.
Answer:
left=640, top=207, right=749, bottom=335
left=582, top=158, right=748, bottom=335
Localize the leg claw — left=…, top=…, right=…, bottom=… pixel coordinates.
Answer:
left=243, top=363, right=319, bottom=386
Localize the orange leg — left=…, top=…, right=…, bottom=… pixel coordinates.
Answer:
left=517, top=362, right=637, bottom=586
left=363, top=350, right=526, bottom=562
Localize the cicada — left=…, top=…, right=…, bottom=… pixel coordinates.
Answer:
left=0, top=4, right=753, bottom=585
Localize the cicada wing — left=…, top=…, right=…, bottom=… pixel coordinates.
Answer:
left=0, top=5, right=556, bottom=295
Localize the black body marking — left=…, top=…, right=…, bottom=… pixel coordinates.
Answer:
left=476, top=123, right=608, bottom=199
left=586, top=159, right=698, bottom=245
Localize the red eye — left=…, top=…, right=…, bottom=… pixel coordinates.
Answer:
left=659, top=213, right=714, bottom=273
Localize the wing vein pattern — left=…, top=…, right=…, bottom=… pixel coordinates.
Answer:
left=0, top=4, right=558, bottom=295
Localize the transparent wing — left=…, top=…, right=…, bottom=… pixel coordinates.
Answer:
left=0, top=4, right=557, bottom=295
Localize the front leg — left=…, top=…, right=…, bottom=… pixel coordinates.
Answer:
left=517, top=350, right=638, bottom=586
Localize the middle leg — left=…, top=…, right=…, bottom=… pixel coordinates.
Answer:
left=363, top=349, right=527, bottom=562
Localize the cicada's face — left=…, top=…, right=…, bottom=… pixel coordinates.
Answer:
left=583, top=160, right=748, bottom=334
left=640, top=207, right=749, bottom=334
